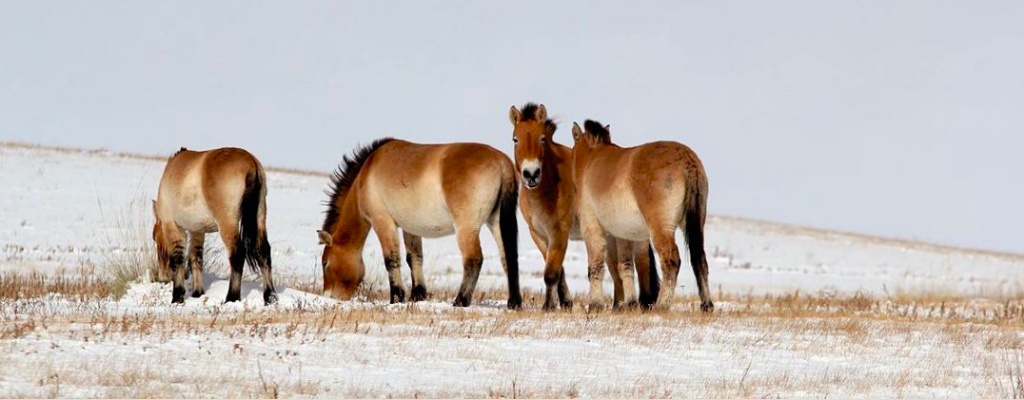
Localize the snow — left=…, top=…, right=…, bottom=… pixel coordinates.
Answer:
left=1, top=143, right=1022, bottom=397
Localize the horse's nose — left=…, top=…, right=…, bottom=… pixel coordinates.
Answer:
left=522, top=168, right=541, bottom=189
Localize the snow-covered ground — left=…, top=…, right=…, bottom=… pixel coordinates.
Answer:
left=1, top=142, right=1022, bottom=398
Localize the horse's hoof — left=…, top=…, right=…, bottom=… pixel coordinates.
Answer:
left=389, top=286, right=406, bottom=304
left=191, top=289, right=204, bottom=298
left=542, top=300, right=558, bottom=311
left=172, top=286, right=186, bottom=304
left=700, top=301, right=714, bottom=313
left=452, top=295, right=471, bottom=307
left=409, top=285, right=428, bottom=302
left=224, top=291, right=241, bottom=303
left=264, top=291, right=278, bottom=305
left=614, top=300, right=640, bottom=312
left=560, top=300, right=574, bottom=310
left=507, top=296, right=523, bottom=310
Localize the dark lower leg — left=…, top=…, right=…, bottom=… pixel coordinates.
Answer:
left=406, top=252, right=428, bottom=301
left=453, top=257, right=482, bottom=307
left=542, top=263, right=562, bottom=310
left=170, top=245, right=186, bottom=304
left=556, top=270, right=572, bottom=308
left=384, top=255, right=405, bottom=304
left=225, top=248, right=243, bottom=303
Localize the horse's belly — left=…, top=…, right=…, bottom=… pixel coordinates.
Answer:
left=592, top=197, right=650, bottom=241
left=173, top=199, right=218, bottom=233
left=388, top=198, right=455, bottom=238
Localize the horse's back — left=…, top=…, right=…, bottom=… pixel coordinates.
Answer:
left=362, top=140, right=512, bottom=237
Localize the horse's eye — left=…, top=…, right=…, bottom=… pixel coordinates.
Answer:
left=540, top=137, right=547, bottom=144
left=512, top=136, right=519, bottom=144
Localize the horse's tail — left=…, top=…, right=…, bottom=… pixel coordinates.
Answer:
left=239, top=167, right=270, bottom=275
left=497, top=170, right=521, bottom=307
left=682, top=165, right=711, bottom=310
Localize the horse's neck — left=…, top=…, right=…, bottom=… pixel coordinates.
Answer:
left=330, top=192, right=371, bottom=247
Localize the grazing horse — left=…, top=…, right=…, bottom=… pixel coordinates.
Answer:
left=509, top=103, right=659, bottom=309
left=153, top=147, right=278, bottom=305
left=317, top=138, right=522, bottom=309
left=571, top=121, right=712, bottom=312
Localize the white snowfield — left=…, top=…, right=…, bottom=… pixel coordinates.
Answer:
left=1, top=142, right=1022, bottom=398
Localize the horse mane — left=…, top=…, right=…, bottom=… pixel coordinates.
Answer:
left=170, top=147, right=188, bottom=159
left=322, top=137, right=395, bottom=232
left=583, top=119, right=612, bottom=144
left=520, top=102, right=557, bottom=135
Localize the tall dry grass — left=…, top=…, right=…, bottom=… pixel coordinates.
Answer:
left=95, top=195, right=163, bottom=297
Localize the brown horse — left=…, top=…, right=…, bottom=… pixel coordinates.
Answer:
left=571, top=121, right=712, bottom=312
left=153, top=147, right=277, bottom=304
left=509, top=103, right=659, bottom=309
left=317, top=138, right=522, bottom=309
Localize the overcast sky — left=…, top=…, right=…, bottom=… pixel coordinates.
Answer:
left=2, top=1, right=1022, bottom=253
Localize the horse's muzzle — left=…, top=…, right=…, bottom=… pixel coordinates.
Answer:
left=522, top=168, right=541, bottom=189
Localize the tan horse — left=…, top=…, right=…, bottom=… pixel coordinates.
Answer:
left=317, top=138, right=522, bottom=309
left=509, top=103, right=659, bottom=309
left=571, top=121, right=712, bottom=312
left=153, top=147, right=277, bottom=304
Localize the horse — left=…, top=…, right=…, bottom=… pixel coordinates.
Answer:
left=317, top=138, right=522, bottom=309
left=570, top=121, right=712, bottom=312
left=509, top=103, right=660, bottom=310
left=152, top=147, right=277, bottom=305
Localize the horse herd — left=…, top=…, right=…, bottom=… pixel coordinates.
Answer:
left=151, top=103, right=711, bottom=312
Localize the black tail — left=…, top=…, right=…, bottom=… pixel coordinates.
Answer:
left=239, top=170, right=270, bottom=275
left=683, top=182, right=711, bottom=311
left=498, top=180, right=522, bottom=307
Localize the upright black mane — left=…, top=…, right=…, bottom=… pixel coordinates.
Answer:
left=322, top=138, right=395, bottom=231
left=583, top=120, right=612, bottom=144
left=520, top=102, right=557, bottom=134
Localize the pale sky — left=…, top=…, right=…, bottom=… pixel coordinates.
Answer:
left=2, top=1, right=1022, bottom=253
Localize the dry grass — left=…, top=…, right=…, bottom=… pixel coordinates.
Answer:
left=2, top=274, right=1022, bottom=398
left=95, top=195, right=163, bottom=297
left=0, top=267, right=115, bottom=302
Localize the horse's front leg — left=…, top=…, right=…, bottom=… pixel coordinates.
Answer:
left=372, top=218, right=405, bottom=304
left=162, top=224, right=188, bottom=304
left=578, top=206, right=608, bottom=311
left=543, top=228, right=571, bottom=311
left=187, top=232, right=205, bottom=298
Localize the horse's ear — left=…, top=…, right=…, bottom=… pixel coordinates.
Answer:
left=605, top=124, right=611, bottom=132
left=509, top=106, right=521, bottom=126
left=317, top=230, right=333, bottom=246
left=571, top=122, right=583, bottom=142
left=536, top=104, right=548, bottom=122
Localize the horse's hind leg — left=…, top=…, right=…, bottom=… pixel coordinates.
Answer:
left=605, top=237, right=623, bottom=307
left=218, top=225, right=244, bottom=303
left=453, top=225, right=484, bottom=307
left=614, top=239, right=639, bottom=310
left=188, top=232, right=205, bottom=298
left=165, top=225, right=188, bottom=304
left=257, top=230, right=277, bottom=305
left=650, top=227, right=682, bottom=308
left=403, top=231, right=428, bottom=302
left=684, top=210, right=712, bottom=313
left=634, top=241, right=659, bottom=309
